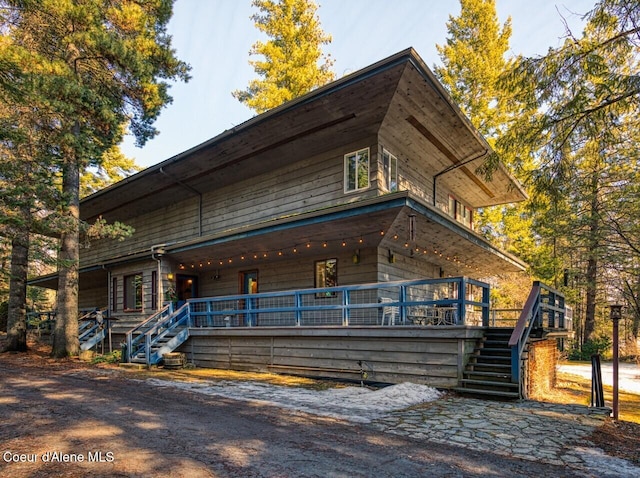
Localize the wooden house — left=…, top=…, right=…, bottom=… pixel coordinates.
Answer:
left=32, top=49, right=568, bottom=398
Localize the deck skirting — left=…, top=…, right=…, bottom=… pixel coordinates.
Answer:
left=177, top=326, right=484, bottom=387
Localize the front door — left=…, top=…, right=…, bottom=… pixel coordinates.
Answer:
left=240, top=270, right=258, bottom=295
left=239, top=270, right=258, bottom=326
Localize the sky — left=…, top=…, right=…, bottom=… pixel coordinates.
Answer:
left=120, top=0, right=593, bottom=168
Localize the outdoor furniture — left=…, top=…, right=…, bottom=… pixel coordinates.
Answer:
left=380, top=297, right=399, bottom=325
left=409, top=306, right=457, bottom=325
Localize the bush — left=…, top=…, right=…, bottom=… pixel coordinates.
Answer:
left=90, top=350, right=122, bottom=364
left=568, top=334, right=613, bottom=361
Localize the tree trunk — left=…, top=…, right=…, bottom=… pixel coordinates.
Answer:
left=627, top=279, right=640, bottom=353
left=51, top=157, right=80, bottom=358
left=582, top=256, right=598, bottom=344
left=582, top=172, right=601, bottom=346
left=3, top=232, right=29, bottom=352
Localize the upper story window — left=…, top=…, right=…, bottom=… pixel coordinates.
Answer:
left=448, top=195, right=473, bottom=229
left=344, top=148, right=369, bottom=193
left=382, top=149, right=398, bottom=192
left=124, top=273, right=143, bottom=311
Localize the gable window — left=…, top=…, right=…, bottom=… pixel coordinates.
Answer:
left=448, top=195, right=473, bottom=229
left=382, top=149, right=398, bottom=192
left=344, top=148, right=369, bottom=192
left=315, top=259, right=337, bottom=297
left=124, top=273, right=143, bottom=311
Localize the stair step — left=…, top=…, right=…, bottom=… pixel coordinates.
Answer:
left=482, top=340, right=511, bottom=349
left=464, top=370, right=512, bottom=381
left=477, top=347, right=510, bottom=354
left=469, top=364, right=512, bottom=373
left=460, top=378, right=518, bottom=387
left=469, top=355, right=511, bottom=364
left=452, top=387, right=520, bottom=399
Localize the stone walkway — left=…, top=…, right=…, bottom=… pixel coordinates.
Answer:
left=370, top=396, right=638, bottom=477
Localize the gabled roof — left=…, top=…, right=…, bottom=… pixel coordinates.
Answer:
left=81, top=48, right=525, bottom=223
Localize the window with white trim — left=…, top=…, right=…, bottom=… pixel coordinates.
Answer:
left=344, top=148, right=369, bottom=192
left=382, top=149, right=398, bottom=192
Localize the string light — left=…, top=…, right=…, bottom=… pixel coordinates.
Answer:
left=176, top=231, right=481, bottom=275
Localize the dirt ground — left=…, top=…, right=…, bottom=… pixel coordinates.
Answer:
left=1, top=338, right=639, bottom=477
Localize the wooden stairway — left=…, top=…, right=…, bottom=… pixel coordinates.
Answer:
left=129, top=324, right=189, bottom=364
left=78, top=309, right=107, bottom=352
left=454, top=327, right=520, bottom=399
left=125, top=304, right=190, bottom=365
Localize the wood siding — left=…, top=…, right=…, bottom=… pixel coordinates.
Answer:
left=178, top=327, right=483, bottom=387
left=81, top=137, right=380, bottom=267
left=80, top=133, right=475, bottom=272
left=193, top=248, right=378, bottom=298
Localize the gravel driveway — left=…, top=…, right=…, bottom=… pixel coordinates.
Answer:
left=0, top=358, right=590, bottom=478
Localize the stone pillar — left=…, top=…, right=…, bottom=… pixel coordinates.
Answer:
left=527, top=339, right=558, bottom=399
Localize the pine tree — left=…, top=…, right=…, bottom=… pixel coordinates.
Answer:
left=434, top=0, right=512, bottom=138
left=502, top=0, right=640, bottom=347
left=0, top=0, right=190, bottom=357
left=434, top=0, right=538, bottom=307
left=81, top=145, right=141, bottom=198
left=233, top=0, right=335, bottom=114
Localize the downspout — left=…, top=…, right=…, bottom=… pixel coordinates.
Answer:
left=106, top=267, right=111, bottom=314
left=432, top=149, right=489, bottom=206
left=159, top=167, right=203, bottom=236
left=151, top=242, right=176, bottom=310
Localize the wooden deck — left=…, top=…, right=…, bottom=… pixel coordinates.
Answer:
left=178, top=326, right=485, bottom=387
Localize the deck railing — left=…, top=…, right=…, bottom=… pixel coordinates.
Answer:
left=187, top=277, right=490, bottom=328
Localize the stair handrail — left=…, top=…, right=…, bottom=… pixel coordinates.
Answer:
left=128, top=303, right=189, bottom=363
left=144, top=304, right=191, bottom=364
left=508, top=282, right=542, bottom=387
left=125, top=305, right=171, bottom=363
left=78, top=308, right=108, bottom=342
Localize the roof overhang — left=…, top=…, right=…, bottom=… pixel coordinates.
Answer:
left=151, top=193, right=526, bottom=277
left=79, top=48, right=526, bottom=224
left=32, top=193, right=526, bottom=290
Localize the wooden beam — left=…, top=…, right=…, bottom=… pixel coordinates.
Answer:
left=406, top=115, right=495, bottom=199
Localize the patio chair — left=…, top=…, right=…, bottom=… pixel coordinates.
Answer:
left=380, top=297, right=399, bottom=326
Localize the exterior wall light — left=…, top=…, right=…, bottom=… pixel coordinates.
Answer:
left=352, top=250, right=360, bottom=264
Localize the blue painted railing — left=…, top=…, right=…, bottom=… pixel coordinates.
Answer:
left=144, top=303, right=190, bottom=364
left=188, top=277, right=490, bottom=328
left=508, top=281, right=566, bottom=389
left=78, top=308, right=108, bottom=351
left=125, top=305, right=173, bottom=361
left=125, top=303, right=192, bottom=364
